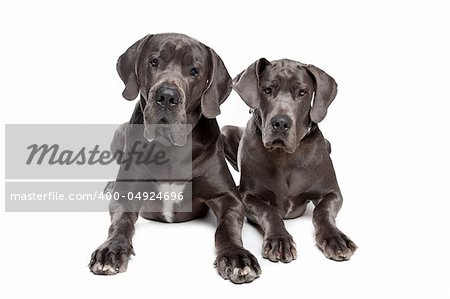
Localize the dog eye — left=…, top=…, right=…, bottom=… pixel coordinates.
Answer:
left=150, top=59, right=158, bottom=67
left=190, top=68, right=199, bottom=77
left=263, top=88, right=272, bottom=94
left=298, top=89, right=306, bottom=97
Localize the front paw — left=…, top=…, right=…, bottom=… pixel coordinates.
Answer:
left=263, top=234, right=297, bottom=263
left=89, top=238, right=135, bottom=275
left=215, top=247, right=261, bottom=284
left=316, top=229, right=357, bottom=261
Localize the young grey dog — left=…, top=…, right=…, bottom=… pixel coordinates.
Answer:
left=222, top=58, right=357, bottom=262
left=89, top=33, right=261, bottom=283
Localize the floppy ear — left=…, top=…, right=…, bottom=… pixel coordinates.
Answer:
left=200, top=47, right=232, bottom=119
left=306, top=64, right=338, bottom=123
left=116, top=35, right=153, bottom=101
left=233, top=58, right=271, bottom=109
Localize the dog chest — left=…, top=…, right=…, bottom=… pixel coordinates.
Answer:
left=157, top=182, right=186, bottom=223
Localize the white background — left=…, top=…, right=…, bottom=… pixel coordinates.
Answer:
left=1, top=0, right=449, bottom=298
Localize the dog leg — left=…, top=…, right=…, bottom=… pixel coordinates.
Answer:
left=243, top=194, right=297, bottom=263
left=208, top=193, right=261, bottom=284
left=313, top=192, right=357, bottom=261
left=89, top=196, right=140, bottom=275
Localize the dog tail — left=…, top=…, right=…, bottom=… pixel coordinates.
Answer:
left=220, top=126, right=244, bottom=172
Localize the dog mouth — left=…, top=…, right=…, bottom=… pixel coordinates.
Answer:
left=264, top=138, right=285, bottom=151
left=143, top=121, right=188, bottom=146
left=142, top=100, right=189, bottom=146
left=158, top=118, right=169, bottom=124
left=264, top=138, right=296, bottom=154
left=271, top=138, right=285, bottom=148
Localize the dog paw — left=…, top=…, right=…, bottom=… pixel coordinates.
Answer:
left=262, top=234, right=297, bottom=263
left=215, top=247, right=261, bottom=284
left=89, top=238, right=135, bottom=275
left=316, top=229, right=357, bottom=261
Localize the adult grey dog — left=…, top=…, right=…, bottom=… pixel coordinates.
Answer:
left=89, top=33, right=260, bottom=283
left=222, top=58, right=357, bottom=262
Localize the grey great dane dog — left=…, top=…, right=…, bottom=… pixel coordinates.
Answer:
left=222, top=58, right=357, bottom=262
left=89, top=33, right=261, bottom=283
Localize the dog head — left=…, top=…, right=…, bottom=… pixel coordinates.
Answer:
left=117, top=33, right=232, bottom=145
left=233, top=58, right=337, bottom=153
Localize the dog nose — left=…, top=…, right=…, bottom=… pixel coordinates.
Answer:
left=155, top=87, right=181, bottom=108
left=271, top=115, right=292, bottom=133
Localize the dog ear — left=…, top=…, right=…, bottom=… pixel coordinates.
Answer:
left=233, top=58, right=271, bottom=109
left=306, top=64, right=338, bottom=123
left=200, top=47, right=232, bottom=119
left=116, top=35, right=153, bottom=101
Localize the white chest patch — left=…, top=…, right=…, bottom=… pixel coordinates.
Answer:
left=158, top=183, right=186, bottom=223
left=286, top=200, right=295, bottom=216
